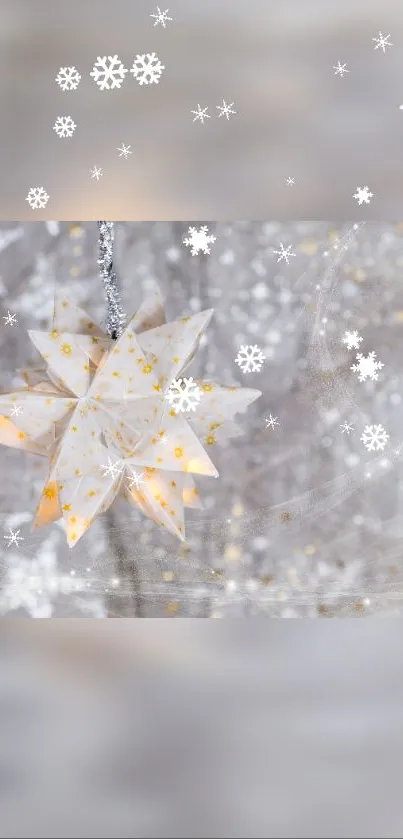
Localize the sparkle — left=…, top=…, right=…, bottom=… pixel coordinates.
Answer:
left=4, top=528, right=24, bottom=549
left=216, top=99, right=236, bottom=120
left=117, top=143, right=132, bottom=159
left=10, top=405, right=23, bottom=417
left=333, top=61, right=350, bottom=77
left=273, top=243, right=296, bottom=264
left=191, top=104, right=211, bottom=124
left=265, top=414, right=280, bottom=430
left=340, top=422, right=354, bottom=435
left=372, top=32, right=392, bottom=53
left=127, top=470, right=146, bottom=491
left=3, top=310, right=18, bottom=326
left=101, top=456, right=124, bottom=479
left=90, top=166, right=103, bottom=181
left=353, top=186, right=373, bottom=206
left=150, top=6, right=172, bottom=27
left=285, top=177, right=295, bottom=186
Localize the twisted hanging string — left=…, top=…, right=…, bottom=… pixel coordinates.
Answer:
left=97, top=221, right=126, bottom=340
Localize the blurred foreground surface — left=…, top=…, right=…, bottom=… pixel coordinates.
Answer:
left=1, top=622, right=403, bottom=838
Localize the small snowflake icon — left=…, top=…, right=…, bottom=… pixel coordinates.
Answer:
left=216, top=99, right=236, bottom=120
left=101, top=457, right=124, bottom=480
left=150, top=7, right=172, bottom=27
left=53, top=115, right=76, bottom=138
left=10, top=405, right=23, bottom=417
left=285, top=177, right=295, bottom=186
left=4, top=528, right=24, bottom=549
left=353, top=186, right=373, bottom=205
left=340, top=422, right=355, bottom=435
left=360, top=424, right=389, bottom=452
left=235, top=345, right=266, bottom=374
left=191, top=104, right=211, bottom=124
left=333, top=61, right=349, bottom=77
left=183, top=226, right=217, bottom=255
left=372, top=32, right=392, bottom=52
left=351, top=351, right=384, bottom=382
left=90, top=55, right=128, bottom=90
left=273, top=243, right=296, bottom=264
left=55, top=66, right=81, bottom=91
left=130, top=53, right=164, bottom=85
left=342, top=330, right=363, bottom=351
left=26, top=187, right=49, bottom=210
left=117, top=143, right=132, bottom=158
left=265, top=414, right=279, bottom=430
left=90, top=166, right=103, bottom=180
left=127, top=470, right=146, bottom=490
left=3, top=310, right=18, bottom=326
left=165, top=377, right=202, bottom=413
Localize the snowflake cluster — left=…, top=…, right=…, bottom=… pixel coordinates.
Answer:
left=191, top=100, right=236, bottom=123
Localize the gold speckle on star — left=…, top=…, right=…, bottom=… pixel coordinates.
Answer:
left=142, top=364, right=153, bottom=374
left=63, top=504, right=71, bottom=512
left=206, top=433, right=216, bottom=445
left=174, top=447, right=183, bottom=458
left=61, top=343, right=73, bottom=356
left=43, top=486, right=57, bottom=500
left=50, top=329, right=60, bottom=340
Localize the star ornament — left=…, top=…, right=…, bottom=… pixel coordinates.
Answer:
left=0, top=289, right=260, bottom=547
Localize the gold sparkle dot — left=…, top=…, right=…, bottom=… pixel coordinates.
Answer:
left=174, top=447, right=183, bottom=458
left=69, top=516, right=77, bottom=525
left=43, top=486, right=57, bottom=500
left=50, top=329, right=60, bottom=340
left=206, top=433, right=216, bottom=445
left=61, top=343, right=73, bottom=356
left=88, top=490, right=97, bottom=497
left=280, top=511, right=292, bottom=523
left=142, top=364, right=153, bottom=374
left=202, top=383, right=213, bottom=392
left=62, top=504, right=71, bottom=512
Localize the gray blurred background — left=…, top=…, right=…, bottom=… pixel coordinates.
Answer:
left=1, top=219, right=403, bottom=618
left=1, top=0, right=403, bottom=218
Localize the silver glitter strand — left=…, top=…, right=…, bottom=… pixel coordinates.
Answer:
left=97, top=221, right=126, bottom=340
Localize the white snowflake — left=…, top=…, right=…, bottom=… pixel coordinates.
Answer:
left=90, top=55, right=128, bottom=90
left=165, top=377, right=202, bottom=413
left=285, top=176, right=295, bottom=186
left=340, top=422, right=355, bottom=435
left=117, top=143, right=132, bottom=158
left=191, top=104, right=211, bottom=124
left=235, top=345, right=266, bottom=374
left=183, top=225, right=217, bottom=255
left=372, top=32, right=392, bottom=52
left=150, top=6, right=172, bottom=27
left=216, top=99, right=236, bottom=120
left=130, top=53, right=164, bottom=85
left=55, top=66, right=81, bottom=91
left=3, top=310, right=18, bottom=326
left=126, top=470, right=146, bottom=491
left=351, top=351, right=384, bottom=382
left=90, top=166, right=103, bottom=180
left=265, top=414, right=279, bottom=430
left=4, top=528, right=24, bottom=549
left=101, top=456, right=124, bottom=479
left=26, top=186, right=49, bottom=210
left=353, top=186, right=373, bottom=205
left=342, top=329, right=363, bottom=351
left=10, top=405, right=23, bottom=417
left=333, top=61, right=349, bottom=77
left=273, top=243, right=296, bottom=264
left=53, top=115, right=76, bottom=138
left=360, top=424, right=389, bottom=452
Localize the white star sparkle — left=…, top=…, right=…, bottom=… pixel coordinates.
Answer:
left=216, top=99, right=236, bottom=120
left=372, top=32, right=392, bottom=53
left=3, top=310, right=18, bottom=326
left=265, top=414, right=280, bottom=430
left=191, top=104, right=211, bottom=124
left=150, top=7, right=172, bottom=27
left=4, top=528, right=24, bottom=549
left=333, top=62, right=350, bottom=77
left=117, top=144, right=132, bottom=159
left=273, top=243, right=296, bottom=264
left=90, top=166, right=103, bottom=181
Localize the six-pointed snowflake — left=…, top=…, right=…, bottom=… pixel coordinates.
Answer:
left=351, top=351, right=384, bottom=382
left=265, top=414, right=279, bottom=430
left=4, top=528, right=24, bottom=549
left=372, top=32, right=392, bottom=52
left=342, top=330, right=363, bottom=351
left=333, top=61, right=349, bottom=77
left=360, top=424, right=389, bottom=452
left=90, top=166, right=103, bottom=180
left=117, top=143, right=132, bottom=158
left=191, top=104, right=211, bottom=123
left=150, top=6, right=172, bottom=27
left=273, top=243, right=296, bottom=264
left=285, top=177, right=295, bottom=186
left=26, top=187, right=49, bottom=210
left=10, top=405, right=23, bottom=417
left=127, top=470, right=146, bottom=490
left=130, top=53, right=164, bottom=85
left=3, top=310, right=18, bottom=326
left=90, top=55, right=128, bottom=90
left=235, top=345, right=266, bottom=374
left=216, top=99, right=236, bottom=120
left=340, top=422, right=355, bottom=435
left=183, top=226, right=217, bottom=255
left=53, top=115, right=77, bottom=138
left=101, top=457, right=124, bottom=480
left=165, top=377, right=202, bottom=413
left=55, top=66, right=81, bottom=91
left=353, top=186, right=373, bottom=205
